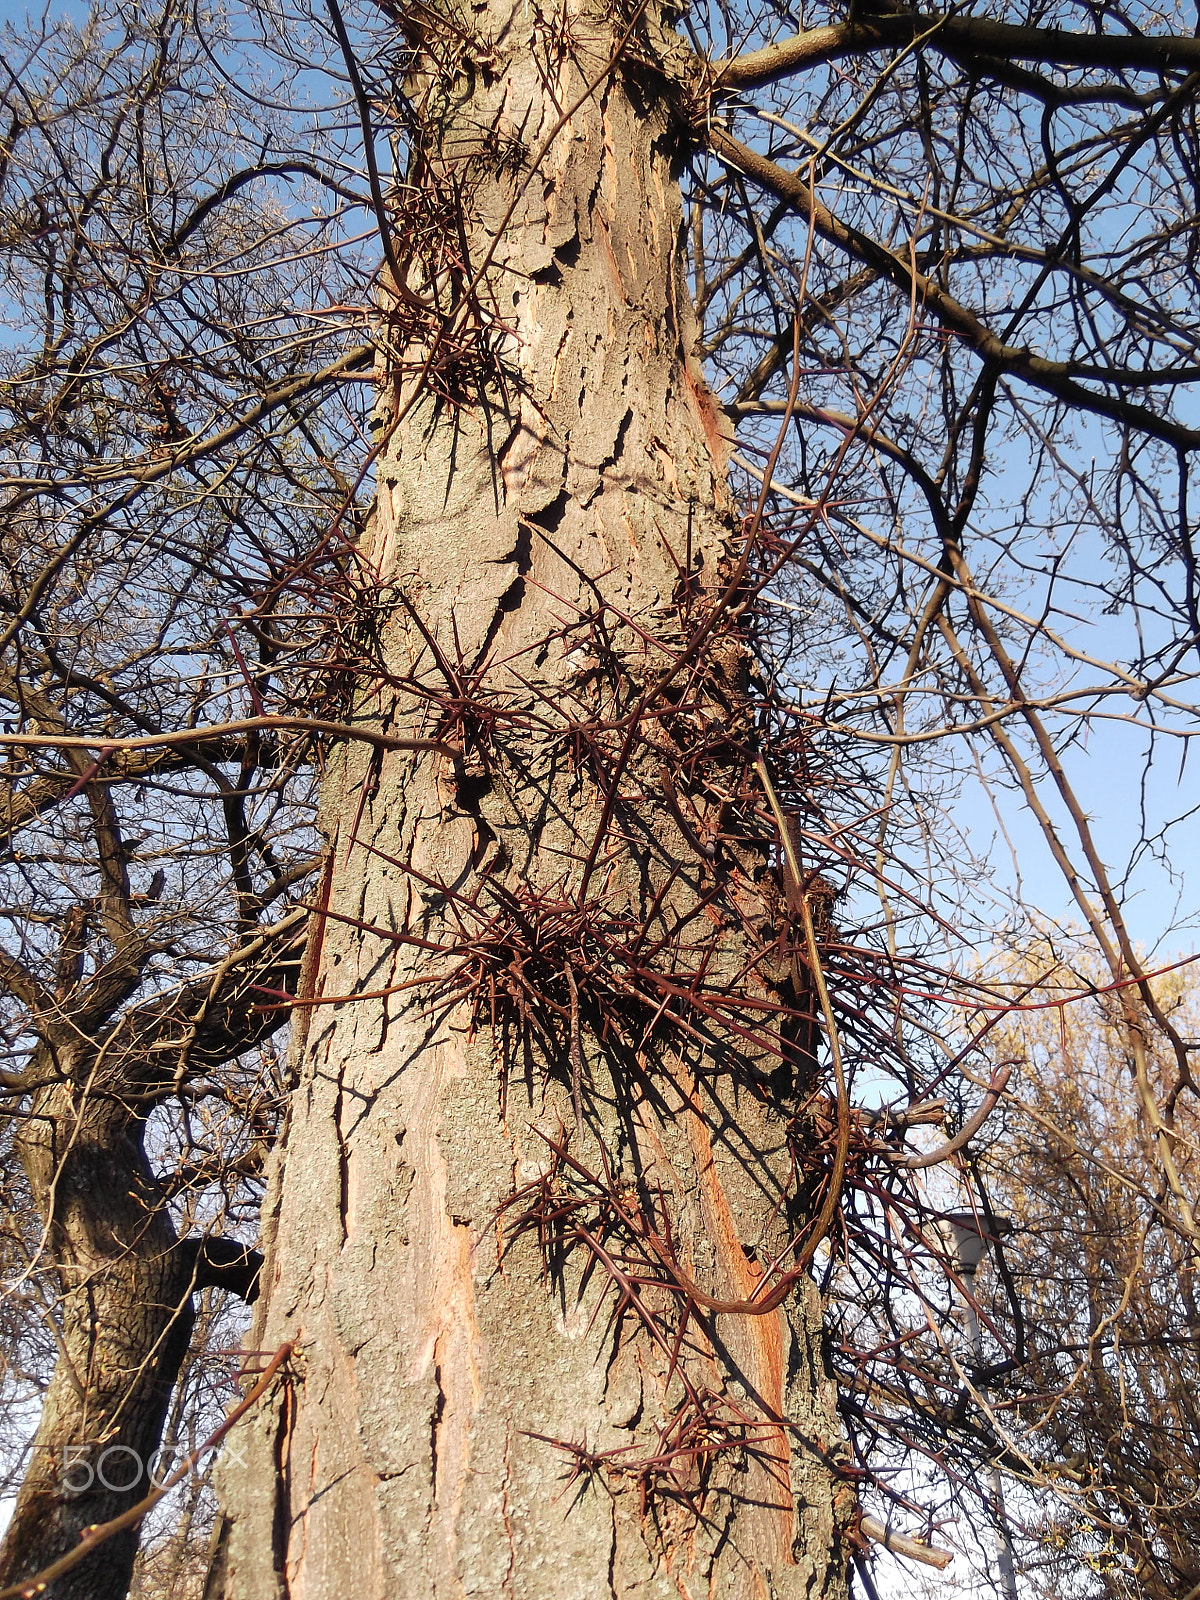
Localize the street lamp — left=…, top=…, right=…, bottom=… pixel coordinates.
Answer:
left=938, top=1210, right=1018, bottom=1600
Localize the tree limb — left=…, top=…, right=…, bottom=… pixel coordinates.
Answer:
left=718, top=14, right=1200, bottom=92
left=708, top=127, right=1200, bottom=451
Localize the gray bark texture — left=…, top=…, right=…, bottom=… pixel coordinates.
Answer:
left=214, top=5, right=851, bottom=1596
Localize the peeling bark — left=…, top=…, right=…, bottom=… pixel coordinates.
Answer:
left=214, top=5, right=850, bottom=1596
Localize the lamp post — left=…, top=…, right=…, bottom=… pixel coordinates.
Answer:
left=939, top=1211, right=1019, bottom=1600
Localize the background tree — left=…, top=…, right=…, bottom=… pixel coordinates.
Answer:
left=0, top=5, right=377, bottom=1595
left=976, top=941, right=1200, bottom=1599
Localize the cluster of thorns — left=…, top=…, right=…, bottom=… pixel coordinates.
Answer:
left=504, top=1130, right=809, bottom=1524
left=235, top=370, right=1021, bottom=1545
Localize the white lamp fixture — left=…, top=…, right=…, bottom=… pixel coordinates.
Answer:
left=937, top=1209, right=1012, bottom=1276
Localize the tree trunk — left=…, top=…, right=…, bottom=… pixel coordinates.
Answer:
left=1, top=1042, right=265, bottom=1599
left=214, top=5, right=850, bottom=1596
left=0, top=1078, right=196, bottom=1600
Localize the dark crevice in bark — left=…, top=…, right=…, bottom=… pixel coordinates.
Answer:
left=599, top=406, right=633, bottom=480
left=494, top=519, right=533, bottom=617
left=525, top=491, right=569, bottom=535
left=334, top=1082, right=352, bottom=1244
left=430, top=1364, right=446, bottom=1492
left=473, top=519, right=535, bottom=670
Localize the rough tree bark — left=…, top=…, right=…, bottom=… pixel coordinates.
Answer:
left=214, top=4, right=850, bottom=1596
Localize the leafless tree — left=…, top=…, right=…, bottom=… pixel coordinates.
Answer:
left=206, top=0, right=1200, bottom=1596
left=5, top=0, right=1200, bottom=1597
left=967, top=943, right=1200, bottom=1599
